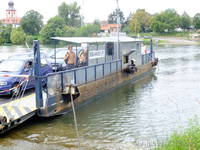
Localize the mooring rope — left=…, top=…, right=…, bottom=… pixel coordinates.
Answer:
left=70, top=90, right=81, bottom=150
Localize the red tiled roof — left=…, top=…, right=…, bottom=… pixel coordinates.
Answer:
left=101, top=24, right=121, bottom=31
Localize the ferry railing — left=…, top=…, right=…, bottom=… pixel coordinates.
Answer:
left=142, top=52, right=155, bottom=65
left=45, top=59, right=122, bottom=100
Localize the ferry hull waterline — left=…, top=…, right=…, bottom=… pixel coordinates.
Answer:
left=0, top=36, right=158, bottom=134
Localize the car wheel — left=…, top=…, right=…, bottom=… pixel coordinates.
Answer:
left=11, top=82, right=21, bottom=96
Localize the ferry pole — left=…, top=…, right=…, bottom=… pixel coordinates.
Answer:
left=33, top=40, right=43, bottom=108
left=116, top=0, right=120, bottom=59
left=150, top=38, right=153, bottom=59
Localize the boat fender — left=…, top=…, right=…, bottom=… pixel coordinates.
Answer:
left=124, top=65, right=137, bottom=74
left=62, top=85, right=80, bottom=103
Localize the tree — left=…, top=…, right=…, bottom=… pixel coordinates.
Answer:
left=20, top=10, right=43, bottom=35
left=193, top=13, right=200, bottom=29
left=40, top=16, right=65, bottom=44
left=0, top=25, right=12, bottom=43
left=130, top=9, right=152, bottom=33
left=108, top=8, right=125, bottom=25
left=74, top=23, right=100, bottom=37
left=151, top=9, right=180, bottom=33
left=0, top=24, right=4, bottom=45
left=179, top=12, right=191, bottom=30
left=10, top=27, right=26, bottom=44
left=122, top=13, right=132, bottom=33
left=58, top=2, right=81, bottom=27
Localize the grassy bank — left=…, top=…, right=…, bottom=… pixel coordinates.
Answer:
left=156, top=122, right=200, bottom=150
left=128, top=32, right=192, bottom=38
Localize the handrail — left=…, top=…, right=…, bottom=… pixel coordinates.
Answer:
left=45, top=59, right=122, bottom=99
left=46, top=59, right=122, bottom=77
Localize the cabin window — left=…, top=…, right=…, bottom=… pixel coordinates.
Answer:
left=106, top=42, right=114, bottom=56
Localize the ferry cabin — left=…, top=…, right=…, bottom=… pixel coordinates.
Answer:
left=52, top=37, right=154, bottom=70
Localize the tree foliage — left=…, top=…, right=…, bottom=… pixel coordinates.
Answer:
left=108, top=9, right=125, bottom=25
left=58, top=2, right=81, bottom=27
left=74, top=23, right=100, bottom=37
left=0, top=25, right=12, bottom=44
left=179, top=12, right=191, bottom=30
left=193, top=13, right=200, bottom=29
left=40, top=16, right=65, bottom=44
left=20, top=10, right=43, bottom=35
left=130, top=9, right=152, bottom=33
left=151, top=9, right=180, bottom=33
left=122, top=13, right=132, bottom=33
left=10, top=27, right=26, bottom=44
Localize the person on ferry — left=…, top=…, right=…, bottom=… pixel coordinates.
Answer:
left=78, top=44, right=88, bottom=67
left=64, top=45, right=76, bottom=69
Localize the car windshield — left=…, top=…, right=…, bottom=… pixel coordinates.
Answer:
left=0, top=60, right=24, bottom=72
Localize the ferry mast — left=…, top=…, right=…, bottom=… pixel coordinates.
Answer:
left=116, top=0, right=120, bottom=59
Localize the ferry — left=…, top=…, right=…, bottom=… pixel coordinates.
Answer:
left=0, top=36, right=158, bottom=134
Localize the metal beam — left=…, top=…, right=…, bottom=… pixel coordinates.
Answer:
left=33, top=40, right=43, bottom=108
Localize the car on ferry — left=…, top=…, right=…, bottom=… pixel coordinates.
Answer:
left=0, top=58, right=53, bottom=95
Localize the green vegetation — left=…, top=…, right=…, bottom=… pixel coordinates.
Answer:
left=0, top=2, right=100, bottom=45
left=1, top=1, right=200, bottom=46
left=180, top=12, right=192, bottom=30
left=58, top=2, right=81, bottom=27
left=151, top=9, right=180, bottom=33
left=0, top=24, right=12, bottom=44
left=40, top=16, right=66, bottom=44
left=156, top=121, right=200, bottom=150
left=74, top=23, right=100, bottom=37
left=20, top=10, right=43, bottom=35
left=193, top=13, right=200, bottom=29
left=130, top=9, right=152, bottom=33
left=10, top=27, right=26, bottom=44
left=108, top=8, right=125, bottom=25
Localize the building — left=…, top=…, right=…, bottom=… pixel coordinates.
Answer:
left=1, top=0, right=21, bottom=27
left=100, top=23, right=121, bottom=33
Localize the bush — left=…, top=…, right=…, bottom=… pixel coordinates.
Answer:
left=10, top=27, right=26, bottom=45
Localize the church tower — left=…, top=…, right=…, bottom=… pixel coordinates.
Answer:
left=2, top=0, right=21, bottom=27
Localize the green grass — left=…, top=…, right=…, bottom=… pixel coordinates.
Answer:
left=156, top=121, right=200, bottom=150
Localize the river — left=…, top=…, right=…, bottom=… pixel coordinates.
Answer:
left=0, top=44, right=200, bottom=150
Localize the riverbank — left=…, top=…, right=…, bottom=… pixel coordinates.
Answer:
left=155, top=121, right=200, bottom=150
left=155, top=37, right=199, bottom=45
left=130, top=32, right=200, bottom=45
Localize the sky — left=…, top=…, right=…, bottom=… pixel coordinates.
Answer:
left=0, top=0, right=199, bottom=23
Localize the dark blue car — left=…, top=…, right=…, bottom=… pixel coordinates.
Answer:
left=0, top=58, right=53, bottom=95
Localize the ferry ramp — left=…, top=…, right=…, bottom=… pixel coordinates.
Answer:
left=0, top=93, right=38, bottom=134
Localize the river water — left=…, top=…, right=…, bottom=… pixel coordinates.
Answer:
left=0, top=45, right=200, bottom=150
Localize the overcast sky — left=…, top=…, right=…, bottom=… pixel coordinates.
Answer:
left=0, top=0, right=199, bottom=23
